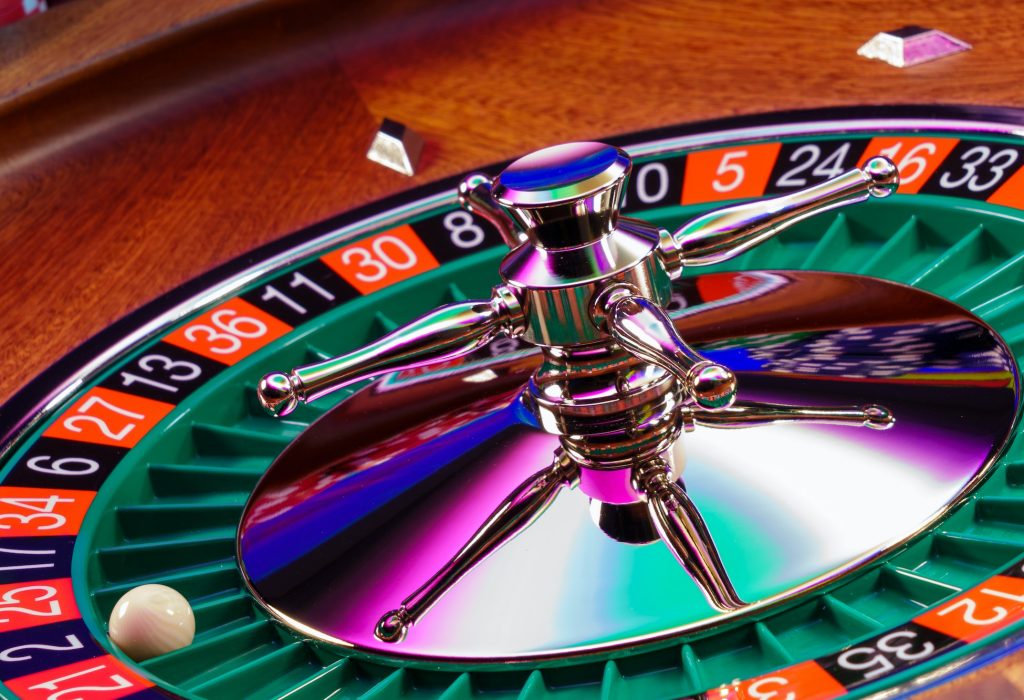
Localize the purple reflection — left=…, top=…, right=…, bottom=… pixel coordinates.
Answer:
left=238, top=271, right=1019, bottom=661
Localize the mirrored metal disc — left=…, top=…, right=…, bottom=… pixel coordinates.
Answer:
left=237, top=271, right=1019, bottom=662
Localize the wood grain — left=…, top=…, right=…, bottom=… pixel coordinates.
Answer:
left=1, top=0, right=1023, bottom=695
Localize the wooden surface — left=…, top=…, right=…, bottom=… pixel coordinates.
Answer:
left=2, top=0, right=1024, bottom=695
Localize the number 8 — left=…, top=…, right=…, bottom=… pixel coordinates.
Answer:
left=445, top=211, right=485, bottom=249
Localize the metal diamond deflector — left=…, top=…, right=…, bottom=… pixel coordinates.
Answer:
left=366, top=118, right=424, bottom=176
left=858, top=26, right=971, bottom=68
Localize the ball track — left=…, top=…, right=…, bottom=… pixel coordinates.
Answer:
left=64, top=192, right=1024, bottom=699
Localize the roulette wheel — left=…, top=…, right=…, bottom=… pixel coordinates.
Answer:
left=5, top=1, right=1024, bottom=698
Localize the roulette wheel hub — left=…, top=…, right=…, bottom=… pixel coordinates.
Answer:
left=237, top=141, right=1016, bottom=660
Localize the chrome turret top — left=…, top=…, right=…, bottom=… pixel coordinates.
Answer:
left=256, top=142, right=899, bottom=644
left=492, top=142, right=630, bottom=248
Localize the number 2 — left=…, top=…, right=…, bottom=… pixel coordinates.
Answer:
left=60, top=396, right=144, bottom=443
left=776, top=143, right=850, bottom=187
left=0, top=634, right=84, bottom=662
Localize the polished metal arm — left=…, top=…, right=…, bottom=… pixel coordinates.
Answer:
left=375, top=450, right=578, bottom=643
left=663, top=156, right=898, bottom=270
left=257, top=285, right=525, bottom=417
left=637, top=460, right=744, bottom=612
left=681, top=402, right=894, bottom=431
left=458, top=173, right=523, bottom=248
left=599, top=289, right=737, bottom=410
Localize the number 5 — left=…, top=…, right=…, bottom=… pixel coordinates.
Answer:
left=712, top=150, right=747, bottom=193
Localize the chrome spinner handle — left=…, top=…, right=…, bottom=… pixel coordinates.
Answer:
left=457, top=174, right=523, bottom=249
left=596, top=286, right=737, bottom=410
left=256, top=141, right=903, bottom=643
left=661, top=156, right=899, bottom=274
left=257, top=285, right=524, bottom=417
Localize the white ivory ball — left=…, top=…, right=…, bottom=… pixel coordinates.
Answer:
left=108, top=584, right=195, bottom=661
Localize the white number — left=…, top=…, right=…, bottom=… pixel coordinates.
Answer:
left=936, top=586, right=1024, bottom=626
left=939, top=146, right=1019, bottom=192
left=291, top=271, right=334, bottom=299
left=118, top=373, right=175, bottom=393
left=445, top=211, right=486, bottom=249
left=712, top=150, right=747, bottom=193
left=0, top=634, right=83, bottom=662
left=61, top=396, right=144, bottom=442
left=980, top=586, right=1024, bottom=603
left=139, top=354, right=201, bottom=380
left=776, top=143, right=851, bottom=187
left=776, top=145, right=818, bottom=187
left=120, top=353, right=203, bottom=393
left=635, top=162, right=670, bottom=203
left=747, top=676, right=795, bottom=700
left=878, top=142, right=936, bottom=185
left=341, top=235, right=419, bottom=283
left=28, top=663, right=134, bottom=700
left=837, top=630, right=935, bottom=680
left=183, top=309, right=268, bottom=355
left=210, top=309, right=265, bottom=337
left=938, top=597, right=1006, bottom=626
left=878, top=629, right=935, bottom=660
left=0, top=547, right=56, bottom=572
left=262, top=285, right=305, bottom=315
left=813, top=143, right=850, bottom=179
left=260, top=271, right=335, bottom=316
left=838, top=645, right=894, bottom=681
left=0, top=496, right=73, bottom=531
left=0, top=585, right=61, bottom=622
left=27, top=456, right=99, bottom=476
left=968, top=148, right=1017, bottom=192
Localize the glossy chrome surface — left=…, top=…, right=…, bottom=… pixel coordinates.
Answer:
left=499, top=218, right=671, bottom=346
left=683, top=402, right=895, bottom=430
left=239, top=271, right=1019, bottom=661
left=257, top=285, right=525, bottom=416
left=638, top=459, right=745, bottom=612
left=253, top=141, right=913, bottom=653
left=600, top=288, right=737, bottom=410
left=494, top=142, right=631, bottom=250
left=375, top=450, right=578, bottom=643
left=5, top=113, right=1019, bottom=460
left=457, top=173, right=523, bottom=248
left=669, top=156, right=898, bottom=269
left=493, top=142, right=630, bottom=208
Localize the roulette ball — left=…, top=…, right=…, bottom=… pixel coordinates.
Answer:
left=3, top=2, right=1024, bottom=698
